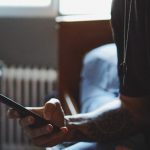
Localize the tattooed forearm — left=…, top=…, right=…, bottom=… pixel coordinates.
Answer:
left=65, top=99, right=139, bottom=143
left=86, top=108, right=138, bottom=142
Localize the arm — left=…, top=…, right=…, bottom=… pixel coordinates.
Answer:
left=65, top=97, right=139, bottom=143
left=8, top=97, right=144, bottom=147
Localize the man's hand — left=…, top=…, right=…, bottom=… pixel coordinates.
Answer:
left=7, top=97, right=140, bottom=145
left=7, top=98, right=68, bottom=147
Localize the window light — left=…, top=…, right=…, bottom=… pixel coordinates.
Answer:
left=59, top=0, right=112, bottom=19
left=0, top=0, right=52, bottom=7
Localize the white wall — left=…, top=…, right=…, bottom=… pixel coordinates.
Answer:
left=0, top=17, right=58, bottom=68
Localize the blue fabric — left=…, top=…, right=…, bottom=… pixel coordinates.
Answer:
left=64, top=142, right=97, bottom=150
left=80, top=43, right=119, bottom=113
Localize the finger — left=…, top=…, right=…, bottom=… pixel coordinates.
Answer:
left=43, top=98, right=59, bottom=120
left=7, top=108, right=20, bottom=118
left=44, top=127, right=68, bottom=147
left=25, top=107, right=44, bottom=118
left=7, top=107, right=44, bottom=119
left=43, top=99, right=65, bottom=127
left=32, top=127, right=68, bottom=147
left=24, top=124, right=53, bottom=139
left=19, top=116, right=35, bottom=128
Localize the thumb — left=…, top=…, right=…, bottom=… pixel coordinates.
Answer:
left=43, top=99, right=58, bottom=121
left=43, top=98, right=65, bottom=127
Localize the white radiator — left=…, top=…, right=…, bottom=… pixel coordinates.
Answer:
left=0, top=66, right=58, bottom=150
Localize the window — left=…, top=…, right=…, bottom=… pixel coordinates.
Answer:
left=59, top=0, right=112, bottom=19
left=0, top=0, right=52, bottom=7
left=0, top=0, right=58, bottom=17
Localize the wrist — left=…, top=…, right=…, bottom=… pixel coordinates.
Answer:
left=64, top=114, right=93, bottom=142
left=64, top=115, right=79, bottom=142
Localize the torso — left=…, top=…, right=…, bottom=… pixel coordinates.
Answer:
left=111, top=0, right=150, bottom=97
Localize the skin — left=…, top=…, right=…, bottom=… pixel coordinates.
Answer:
left=7, top=96, right=148, bottom=148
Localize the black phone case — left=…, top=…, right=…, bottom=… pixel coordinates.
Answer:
left=0, top=94, right=59, bottom=131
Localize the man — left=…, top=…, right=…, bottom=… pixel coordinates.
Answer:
left=8, top=0, right=150, bottom=149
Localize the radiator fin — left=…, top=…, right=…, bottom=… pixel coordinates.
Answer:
left=0, top=66, right=58, bottom=150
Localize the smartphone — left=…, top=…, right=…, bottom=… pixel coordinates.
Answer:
left=0, top=94, right=59, bottom=131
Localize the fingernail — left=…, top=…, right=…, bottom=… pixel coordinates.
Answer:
left=47, top=124, right=53, bottom=132
left=61, top=127, right=68, bottom=134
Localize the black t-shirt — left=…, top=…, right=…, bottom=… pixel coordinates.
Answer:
left=111, top=0, right=150, bottom=97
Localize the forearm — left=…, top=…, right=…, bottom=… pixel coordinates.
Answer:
left=65, top=99, right=140, bottom=143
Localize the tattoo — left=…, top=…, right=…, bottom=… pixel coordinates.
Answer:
left=87, top=108, right=137, bottom=142
left=66, top=100, right=139, bottom=143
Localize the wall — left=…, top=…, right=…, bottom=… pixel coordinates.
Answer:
left=57, top=18, right=113, bottom=113
left=0, top=17, right=58, bottom=68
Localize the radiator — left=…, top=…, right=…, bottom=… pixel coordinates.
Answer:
left=0, top=66, right=58, bottom=150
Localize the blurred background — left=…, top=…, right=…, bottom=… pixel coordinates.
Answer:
left=0, top=0, right=112, bottom=149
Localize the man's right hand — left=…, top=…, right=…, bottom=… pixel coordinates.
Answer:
left=7, top=98, right=68, bottom=147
